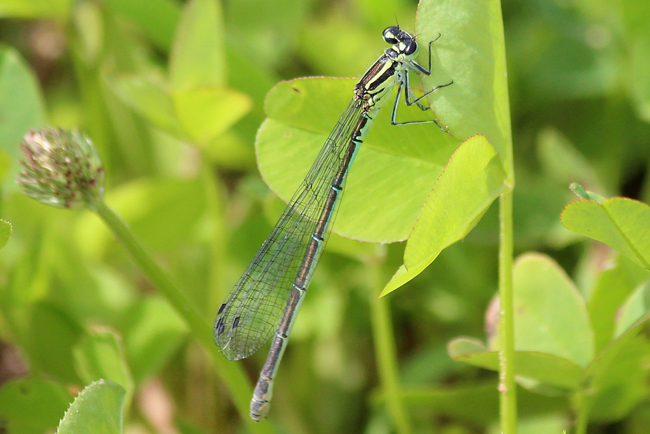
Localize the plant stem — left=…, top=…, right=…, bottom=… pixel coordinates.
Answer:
left=574, top=390, right=589, bottom=434
left=498, top=190, right=517, bottom=433
left=368, top=256, right=412, bottom=434
left=92, top=200, right=272, bottom=433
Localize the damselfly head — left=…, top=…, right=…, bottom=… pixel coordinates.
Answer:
left=382, top=26, right=401, bottom=44
left=382, top=26, right=419, bottom=58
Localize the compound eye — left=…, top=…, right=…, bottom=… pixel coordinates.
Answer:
left=404, top=40, right=417, bottom=55
left=383, top=26, right=399, bottom=44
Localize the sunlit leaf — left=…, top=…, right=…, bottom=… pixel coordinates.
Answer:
left=562, top=198, right=650, bottom=269
left=382, top=136, right=505, bottom=295
left=57, top=380, right=125, bottom=434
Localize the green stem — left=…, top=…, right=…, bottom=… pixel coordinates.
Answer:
left=573, top=390, right=589, bottom=434
left=92, top=200, right=272, bottom=433
left=368, top=256, right=412, bottom=434
left=498, top=190, right=517, bottom=433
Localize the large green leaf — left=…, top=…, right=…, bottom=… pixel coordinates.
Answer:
left=561, top=197, right=650, bottom=269
left=382, top=135, right=505, bottom=295
left=57, top=380, right=126, bottom=434
left=416, top=0, right=512, bottom=173
left=257, top=78, right=458, bottom=243
left=506, top=253, right=594, bottom=367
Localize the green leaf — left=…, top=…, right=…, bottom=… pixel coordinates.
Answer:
left=111, top=75, right=186, bottom=139
left=447, top=337, right=489, bottom=356
left=122, top=296, right=188, bottom=385
left=448, top=338, right=584, bottom=390
left=394, top=382, right=501, bottom=425
left=76, top=178, right=206, bottom=257
left=507, top=253, right=594, bottom=367
left=171, top=87, right=252, bottom=144
left=257, top=78, right=458, bottom=243
left=0, top=378, right=72, bottom=434
left=569, top=183, right=606, bottom=203
left=0, top=0, right=72, bottom=18
left=396, top=381, right=569, bottom=426
left=537, top=128, right=604, bottom=191
left=0, top=47, right=46, bottom=190
left=587, top=257, right=649, bottom=352
left=262, top=194, right=378, bottom=259
left=583, top=314, right=650, bottom=422
left=416, top=0, right=512, bottom=175
left=169, top=0, right=225, bottom=91
left=615, top=281, right=650, bottom=338
left=0, top=219, right=11, bottom=248
left=626, top=24, right=650, bottom=122
left=561, top=197, right=650, bottom=269
left=57, top=380, right=126, bottom=434
left=225, top=0, right=310, bottom=69
left=23, top=302, right=84, bottom=384
left=73, top=330, right=134, bottom=409
left=382, top=135, right=506, bottom=295
left=104, top=0, right=180, bottom=51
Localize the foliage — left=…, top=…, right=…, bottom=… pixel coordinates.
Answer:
left=0, top=0, right=649, bottom=433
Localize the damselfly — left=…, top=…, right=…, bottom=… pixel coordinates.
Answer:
left=214, top=25, right=452, bottom=421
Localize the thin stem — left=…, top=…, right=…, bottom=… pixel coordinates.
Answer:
left=498, top=190, right=517, bottom=433
left=368, top=256, right=412, bottom=434
left=202, top=165, right=227, bottom=326
left=92, top=200, right=272, bottom=433
left=574, top=390, right=589, bottom=434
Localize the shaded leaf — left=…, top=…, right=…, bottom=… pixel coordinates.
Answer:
left=583, top=315, right=650, bottom=422
left=23, top=303, right=84, bottom=384
left=449, top=338, right=584, bottom=390
left=615, top=281, right=650, bottom=338
left=588, top=257, right=649, bottom=352
left=395, top=382, right=569, bottom=426
left=505, top=253, right=594, bottom=367
left=0, top=378, right=72, bottom=434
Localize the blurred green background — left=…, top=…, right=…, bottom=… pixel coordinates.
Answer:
left=0, top=0, right=649, bottom=433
